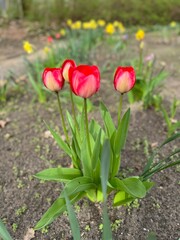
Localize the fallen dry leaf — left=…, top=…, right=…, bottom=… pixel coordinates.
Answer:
left=0, top=118, right=10, bottom=128
left=171, top=118, right=178, bottom=123
left=151, top=142, right=158, bottom=148
left=23, top=228, right=35, bottom=240
left=44, top=130, right=53, bottom=139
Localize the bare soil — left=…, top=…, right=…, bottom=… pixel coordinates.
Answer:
left=0, top=21, right=180, bottom=240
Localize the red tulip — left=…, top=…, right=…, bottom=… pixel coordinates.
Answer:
left=55, top=33, right=61, bottom=39
left=62, top=59, right=76, bottom=82
left=69, top=65, right=100, bottom=98
left=42, top=68, right=64, bottom=92
left=114, top=66, right=136, bottom=93
left=47, top=36, right=53, bottom=43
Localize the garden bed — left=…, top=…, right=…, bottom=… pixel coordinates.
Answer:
left=0, top=22, right=180, bottom=240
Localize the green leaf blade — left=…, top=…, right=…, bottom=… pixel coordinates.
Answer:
left=100, top=102, right=116, bottom=138
left=101, top=139, right=113, bottom=240
left=63, top=188, right=81, bottom=240
left=110, top=177, right=146, bottom=198
left=45, top=122, right=72, bottom=157
left=35, top=168, right=82, bottom=182
left=0, top=219, right=13, bottom=240
left=101, top=139, right=111, bottom=200
left=113, top=191, right=134, bottom=206
left=102, top=205, right=113, bottom=240
left=60, top=176, right=96, bottom=198
left=34, top=193, right=83, bottom=230
left=114, top=108, right=130, bottom=155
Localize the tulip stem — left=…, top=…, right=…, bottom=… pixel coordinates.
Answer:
left=118, top=93, right=123, bottom=124
left=138, top=42, right=143, bottom=74
left=69, top=87, right=79, bottom=131
left=56, top=92, right=70, bottom=144
left=84, top=98, right=92, bottom=156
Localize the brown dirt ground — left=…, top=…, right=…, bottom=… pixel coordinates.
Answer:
left=0, top=21, right=180, bottom=240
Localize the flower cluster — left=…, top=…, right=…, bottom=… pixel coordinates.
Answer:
left=36, top=59, right=137, bottom=230
left=36, top=58, right=179, bottom=232
left=42, top=60, right=135, bottom=96
left=66, top=19, right=125, bottom=34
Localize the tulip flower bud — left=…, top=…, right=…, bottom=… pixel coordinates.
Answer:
left=62, top=59, right=76, bottom=82
left=69, top=65, right=100, bottom=98
left=114, top=66, right=136, bottom=93
left=42, top=68, right=64, bottom=92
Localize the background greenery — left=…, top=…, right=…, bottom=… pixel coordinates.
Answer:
left=1, top=0, right=180, bottom=25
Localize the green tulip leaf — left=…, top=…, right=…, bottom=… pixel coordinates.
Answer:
left=0, top=219, right=13, bottom=240
left=101, top=139, right=111, bottom=201
left=44, top=122, right=72, bottom=157
left=63, top=186, right=81, bottom=240
left=60, top=176, right=96, bottom=198
left=101, top=139, right=113, bottom=240
left=34, top=192, right=84, bottom=230
left=114, top=108, right=130, bottom=155
left=102, top=205, right=113, bottom=240
left=100, top=102, right=116, bottom=138
left=86, top=189, right=98, bottom=202
left=35, top=168, right=82, bottom=182
left=143, top=181, right=155, bottom=191
left=113, top=191, right=134, bottom=206
left=110, top=177, right=146, bottom=198
left=66, top=110, right=75, bottom=133
left=91, top=129, right=102, bottom=171
left=80, top=133, right=92, bottom=177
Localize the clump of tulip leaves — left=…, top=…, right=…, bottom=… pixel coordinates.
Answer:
left=34, top=71, right=180, bottom=232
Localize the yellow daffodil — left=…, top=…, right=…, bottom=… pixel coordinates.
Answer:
left=43, top=46, right=51, bottom=54
left=118, top=22, right=125, bottom=33
left=105, top=23, right=115, bottom=35
left=119, top=25, right=125, bottom=33
left=113, top=21, right=119, bottom=27
left=60, top=28, right=66, bottom=36
left=135, top=29, right=145, bottom=41
left=82, top=22, right=91, bottom=29
left=67, top=19, right=72, bottom=26
left=82, top=20, right=97, bottom=30
left=71, top=21, right=82, bottom=30
left=89, top=19, right=97, bottom=29
left=170, top=21, right=176, bottom=28
left=97, top=19, right=106, bottom=27
left=23, top=41, right=33, bottom=54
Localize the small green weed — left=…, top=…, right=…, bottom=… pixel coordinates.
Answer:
left=15, top=204, right=27, bottom=216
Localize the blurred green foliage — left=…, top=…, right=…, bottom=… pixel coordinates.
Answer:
left=1, top=0, right=180, bottom=25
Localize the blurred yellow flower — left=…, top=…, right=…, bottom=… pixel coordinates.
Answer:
left=118, top=22, right=125, bottom=33
left=170, top=21, right=176, bottom=27
left=82, top=20, right=97, bottom=30
left=113, top=21, right=119, bottom=27
left=43, top=46, right=51, bottom=54
left=105, top=23, right=115, bottom=35
left=71, top=21, right=82, bottom=30
left=119, top=25, right=125, bottom=33
left=89, top=19, right=97, bottom=29
left=82, top=22, right=91, bottom=29
left=67, top=19, right=72, bottom=26
left=82, top=22, right=90, bottom=29
left=135, top=29, right=145, bottom=41
left=60, top=28, right=66, bottom=36
left=97, top=19, right=106, bottom=27
left=23, top=41, right=33, bottom=54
